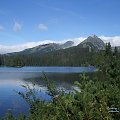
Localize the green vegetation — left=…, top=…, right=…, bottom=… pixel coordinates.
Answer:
left=0, top=46, right=96, bottom=67
left=1, top=42, right=120, bottom=119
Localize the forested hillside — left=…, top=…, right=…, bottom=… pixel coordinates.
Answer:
left=0, top=46, right=96, bottom=67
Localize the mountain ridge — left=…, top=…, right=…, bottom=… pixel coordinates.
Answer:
left=7, top=41, right=74, bottom=55
left=6, top=35, right=105, bottom=56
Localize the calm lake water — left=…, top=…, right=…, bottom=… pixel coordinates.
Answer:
left=0, top=66, right=95, bottom=117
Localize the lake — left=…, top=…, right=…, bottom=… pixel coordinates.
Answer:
left=0, top=66, right=96, bottom=117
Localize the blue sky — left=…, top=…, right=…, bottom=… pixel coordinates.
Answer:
left=0, top=0, right=120, bottom=53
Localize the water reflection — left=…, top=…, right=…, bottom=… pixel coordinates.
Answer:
left=0, top=67, right=95, bottom=117
left=0, top=79, right=29, bottom=116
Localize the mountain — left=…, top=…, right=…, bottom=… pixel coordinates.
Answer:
left=7, top=35, right=105, bottom=56
left=61, top=41, right=74, bottom=49
left=8, top=41, right=74, bottom=55
left=78, top=35, right=105, bottom=51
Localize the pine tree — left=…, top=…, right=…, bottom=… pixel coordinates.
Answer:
left=105, top=42, right=112, bottom=56
left=114, top=46, right=118, bottom=56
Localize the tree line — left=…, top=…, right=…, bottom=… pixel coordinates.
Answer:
left=0, top=46, right=96, bottom=67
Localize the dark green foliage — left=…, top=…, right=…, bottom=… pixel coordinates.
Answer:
left=42, top=73, right=60, bottom=97
left=17, top=114, right=26, bottom=120
left=105, top=42, right=112, bottom=56
left=1, top=112, right=26, bottom=120
left=1, top=46, right=96, bottom=67
left=114, top=46, right=118, bottom=56
left=0, top=55, right=4, bottom=66
left=3, top=111, right=15, bottom=120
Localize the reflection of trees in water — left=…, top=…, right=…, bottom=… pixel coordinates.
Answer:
left=24, top=72, right=98, bottom=91
left=24, top=73, right=80, bottom=90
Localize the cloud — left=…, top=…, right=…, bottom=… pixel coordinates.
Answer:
left=68, top=37, right=86, bottom=46
left=0, top=40, right=55, bottom=54
left=0, top=25, right=4, bottom=31
left=37, top=24, right=48, bottom=31
left=99, top=36, right=120, bottom=46
left=13, top=22, right=22, bottom=32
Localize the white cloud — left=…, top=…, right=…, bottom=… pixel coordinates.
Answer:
left=1, top=35, right=120, bottom=54
left=0, top=40, right=56, bottom=54
left=99, top=36, right=120, bottom=46
left=0, top=25, right=4, bottom=31
left=13, top=22, right=22, bottom=32
left=37, top=24, right=48, bottom=31
left=69, top=37, right=86, bottom=46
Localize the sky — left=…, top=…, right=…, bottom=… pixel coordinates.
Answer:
left=0, top=0, right=120, bottom=53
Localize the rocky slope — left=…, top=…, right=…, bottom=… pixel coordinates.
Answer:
left=8, top=41, right=74, bottom=55
left=78, top=35, right=105, bottom=51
